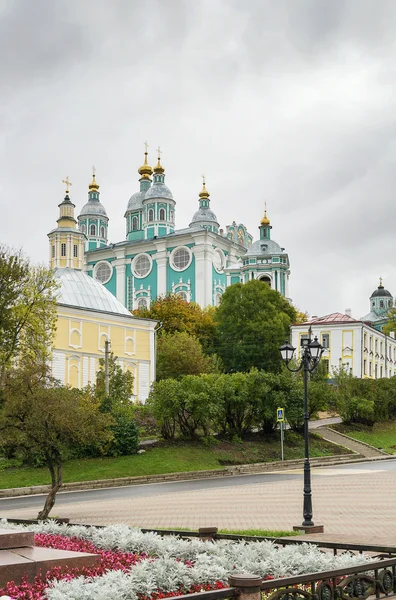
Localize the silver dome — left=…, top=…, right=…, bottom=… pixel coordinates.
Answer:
left=54, top=268, right=131, bottom=316
left=144, top=182, right=173, bottom=201
left=79, top=201, right=108, bottom=217
left=190, top=208, right=219, bottom=225
left=245, top=238, right=283, bottom=256
left=126, top=190, right=146, bottom=212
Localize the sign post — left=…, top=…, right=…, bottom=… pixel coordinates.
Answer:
left=277, top=407, right=285, bottom=461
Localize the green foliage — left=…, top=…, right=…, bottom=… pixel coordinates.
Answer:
left=96, top=352, right=134, bottom=407
left=0, top=365, right=113, bottom=518
left=156, top=332, right=220, bottom=381
left=133, top=293, right=216, bottom=350
left=0, top=246, right=57, bottom=376
left=338, top=396, right=375, bottom=426
left=148, top=368, right=334, bottom=439
left=106, top=406, right=139, bottom=457
left=214, top=280, right=296, bottom=373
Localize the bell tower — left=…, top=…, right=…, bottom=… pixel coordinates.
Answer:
left=48, top=177, right=86, bottom=270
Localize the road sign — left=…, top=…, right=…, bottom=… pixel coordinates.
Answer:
left=277, top=407, right=284, bottom=422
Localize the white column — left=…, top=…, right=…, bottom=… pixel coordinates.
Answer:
left=193, top=245, right=206, bottom=307
left=114, top=260, right=126, bottom=305
left=154, top=241, right=168, bottom=297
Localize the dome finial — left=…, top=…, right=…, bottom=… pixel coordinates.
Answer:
left=62, top=176, right=72, bottom=195
left=260, top=201, right=270, bottom=225
left=379, top=276, right=383, bottom=288
left=138, top=141, right=153, bottom=180
left=89, top=165, right=100, bottom=191
left=199, top=173, right=210, bottom=199
left=154, top=146, right=165, bottom=174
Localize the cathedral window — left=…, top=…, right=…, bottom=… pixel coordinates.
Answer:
left=61, top=243, right=66, bottom=257
left=176, top=291, right=188, bottom=302
left=213, top=249, right=225, bottom=273
left=81, top=224, right=86, bottom=233
left=51, top=245, right=55, bottom=258
left=159, top=208, right=166, bottom=221
left=137, top=297, right=148, bottom=309
left=148, top=209, right=154, bottom=222
left=90, top=224, right=96, bottom=236
left=380, top=300, right=384, bottom=308
left=100, top=226, right=105, bottom=238
left=132, top=217, right=138, bottom=231
left=132, top=253, right=152, bottom=278
left=73, top=244, right=78, bottom=258
left=94, top=261, right=113, bottom=284
left=171, top=246, right=192, bottom=271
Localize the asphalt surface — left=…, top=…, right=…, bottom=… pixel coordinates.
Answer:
left=0, top=457, right=395, bottom=514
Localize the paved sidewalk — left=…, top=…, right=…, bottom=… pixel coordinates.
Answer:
left=316, top=427, right=385, bottom=458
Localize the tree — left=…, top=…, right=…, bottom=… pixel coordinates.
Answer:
left=214, top=280, right=297, bottom=373
left=156, top=331, right=220, bottom=381
left=0, top=245, right=57, bottom=377
left=383, top=308, right=396, bottom=336
left=0, top=366, right=112, bottom=519
left=133, top=294, right=216, bottom=350
left=96, top=352, right=134, bottom=407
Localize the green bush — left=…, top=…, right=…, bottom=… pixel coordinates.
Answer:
left=106, top=407, right=139, bottom=456
left=338, top=396, right=375, bottom=426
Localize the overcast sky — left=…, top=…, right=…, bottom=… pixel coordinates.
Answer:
left=1, top=0, right=396, bottom=318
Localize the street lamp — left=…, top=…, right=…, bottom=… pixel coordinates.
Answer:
left=279, top=336, right=324, bottom=528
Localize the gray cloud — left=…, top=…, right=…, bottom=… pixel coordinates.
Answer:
left=1, top=0, right=396, bottom=319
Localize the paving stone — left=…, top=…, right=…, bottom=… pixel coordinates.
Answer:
left=0, top=529, right=34, bottom=549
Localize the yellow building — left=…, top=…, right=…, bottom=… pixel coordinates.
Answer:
left=48, top=177, right=157, bottom=402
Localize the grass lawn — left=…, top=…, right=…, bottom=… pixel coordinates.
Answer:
left=0, top=431, right=348, bottom=490
left=334, top=421, right=396, bottom=454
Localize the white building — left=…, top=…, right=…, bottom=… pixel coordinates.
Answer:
left=291, top=312, right=396, bottom=379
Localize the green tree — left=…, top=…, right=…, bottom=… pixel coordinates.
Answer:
left=133, top=294, right=216, bottom=350
left=95, top=353, right=138, bottom=456
left=156, top=331, right=220, bottom=381
left=0, top=366, right=112, bottom=519
left=0, top=246, right=57, bottom=377
left=96, top=352, right=134, bottom=407
left=214, top=280, right=296, bottom=373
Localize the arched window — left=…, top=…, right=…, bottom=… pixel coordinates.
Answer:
left=81, top=224, right=86, bottom=233
left=100, top=226, right=105, bottom=238
left=137, top=297, right=148, bottom=309
left=148, top=209, right=154, bottom=222
left=159, top=208, right=166, bottom=221
left=90, top=224, right=96, bottom=236
left=132, top=216, right=138, bottom=231
left=176, top=291, right=188, bottom=302
left=380, top=300, right=384, bottom=308
left=259, top=275, right=271, bottom=287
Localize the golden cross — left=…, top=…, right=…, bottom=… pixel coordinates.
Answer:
left=144, top=140, right=149, bottom=153
left=202, top=173, right=206, bottom=186
left=156, top=146, right=162, bottom=159
left=92, top=165, right=96, bottom=177
left=380, top=276, right=383, bottom=287
left=62, top=176, right=72, bottom=193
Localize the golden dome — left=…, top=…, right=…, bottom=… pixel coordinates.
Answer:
left=89, top=168, right=99, bottom=192
left=138, top=151, right=153, bottom=180
left=260, top=209, right=270, bottom=225
left=199, top=175, right=210, bottom=199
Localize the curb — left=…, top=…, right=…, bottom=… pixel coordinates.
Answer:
left=319, top=426, right=390, bottom=456
left=1, top=452, right=395, bottom=499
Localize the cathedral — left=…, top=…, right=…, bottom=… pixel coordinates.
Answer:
left=75, top=147, right=291, bottom=310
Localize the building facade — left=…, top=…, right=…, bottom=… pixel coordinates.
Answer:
left=360, top=278, right=394, bottom=332
left=291, top=312, right=396, bottom=379
left=79, top=149, right=291, bottom=309
left=48, top=182, right=157, bottom=401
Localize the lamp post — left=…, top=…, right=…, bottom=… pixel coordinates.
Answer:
left=280, top=336, right=324, bottom=528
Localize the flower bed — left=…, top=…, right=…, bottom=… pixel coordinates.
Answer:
left=0, top=520, right=373, bottom=600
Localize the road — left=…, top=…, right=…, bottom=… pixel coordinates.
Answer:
left=1, top=458, right=396, bottom=539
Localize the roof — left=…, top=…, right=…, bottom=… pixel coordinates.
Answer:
left=144, top=182, right=173, bottom=201
left=245, top=238, right=283, bottom=256
left=190, top=207, right=219, bottom=225
left=371, top=286, right=392, bottom=298
left=54, top=268, right=131, bottom=316
left=79, top=200, right=108, bottom=217
left=126, top=190, right=146, bottom=212
left=299, top=312, right=358, bottom=325
left=361, top=311, right=387, bottom=323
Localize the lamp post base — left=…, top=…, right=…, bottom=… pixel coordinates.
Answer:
left=293, top=524, right=325, bottom=534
